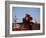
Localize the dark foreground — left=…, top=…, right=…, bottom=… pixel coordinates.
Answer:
left=12, top=22, right=40, bottom=31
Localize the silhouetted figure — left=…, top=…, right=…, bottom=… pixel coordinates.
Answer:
left=23, top=14, right=33, bottom=30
